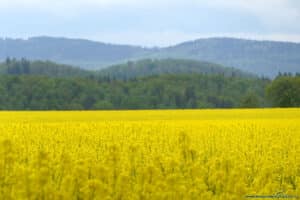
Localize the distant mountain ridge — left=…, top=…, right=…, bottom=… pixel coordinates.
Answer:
left=0, top=36, right=300, bottom=77
left=159, top=38, right=300, bottom=77
left=0, top=36, right=153, bottom=69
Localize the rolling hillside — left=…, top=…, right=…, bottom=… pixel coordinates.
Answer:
left=1, top=36, right=300, bottom=77
left=0, top=58, right=253, bottom=79
left=158, top=38, right=300, bottom=77
left=0, top=58, right=90, bottom=77
left=99, top=58, right=253, bottom=79
left=0, top=37, right=153, bottom=69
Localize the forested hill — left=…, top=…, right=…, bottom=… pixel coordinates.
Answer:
left=99, top=59, right=253, bottom=79
left=0, top=58, right=90, bottom=77
left=1, top=36, right=300, bottom=77
left=0, top=58, right=299, bottom=110
left=0, top=58, right=253, bottom=79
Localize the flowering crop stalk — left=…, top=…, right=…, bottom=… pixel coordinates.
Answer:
left=0, top=109, right=299, bottom=199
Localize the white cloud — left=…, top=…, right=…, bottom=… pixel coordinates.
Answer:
left=0, top=0, right=173, bottom=17
left=205, top=0, right=300, bottom=27
left=2, top=0, right=299, bottom=25
left=0, top=0, right=159, bottom=9
left=87, top=31, right=203, bottom=47
left=1, top=0, right=299, bottom=25
left=0, top=0, right=299, bottom=46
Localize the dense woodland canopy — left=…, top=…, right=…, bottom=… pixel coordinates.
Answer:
left=99, top=59, right=253, bottom=79
left=0, top=58, right=89, bottom=77
left=0, top=58, right=299, bottom=110
left=0, top=74, right=269, bottom=110
left=266, top=74, right=300, bottom=107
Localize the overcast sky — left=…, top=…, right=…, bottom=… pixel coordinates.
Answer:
left=0, top=0, right=299, bottom=47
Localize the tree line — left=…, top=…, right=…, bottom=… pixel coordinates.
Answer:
left=266, top=73, right=300, bottom=107
left=0, top=74, right=271, bottom=110
left=0, top=58, right=299, bottom=110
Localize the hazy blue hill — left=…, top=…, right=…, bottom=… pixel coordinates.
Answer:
left=1, top=36, right=300, bottom=77
left=157, top=38, right=300, bottom=77
left=99, top=58, right=253, bottom=79
left=0, top=37, right=154, bottom=69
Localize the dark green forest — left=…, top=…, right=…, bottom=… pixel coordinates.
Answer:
left=266, top=74, right=300, bottom=107
left=0, top=74, right=269, bottom=110
left=99, top=59, right=253, bottom=79
left=0, top=58, right=90, bottom=77
left=0, top=58, right=299, bottom=110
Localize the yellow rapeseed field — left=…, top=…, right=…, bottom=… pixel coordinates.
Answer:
left=0, top=109, right=299, bottom=199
